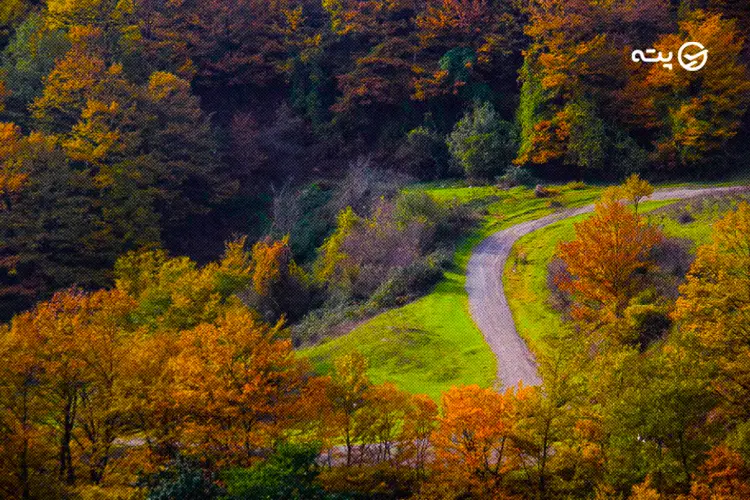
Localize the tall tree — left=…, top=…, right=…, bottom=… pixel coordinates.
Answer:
left=517, top=0, right=671, bottom=173
left=0, top=129, right=118, bottom=320
left=673, top=202, right=750, bottom=420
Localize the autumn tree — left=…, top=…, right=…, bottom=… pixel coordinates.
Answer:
left=0, top=313, right=56, bottom=499
left=641, top=12, right=750, bottom=167
left=326, top=351, right=372, bottom=466
left=354, top=382, right=411, bottom=464
left=314, top=201, right=427, bottom=299
left=134, top=0, right=316, bottom=93
left=603, top=336, right=716, bottom=493
left=1, top=13, right=70, bottom=126
left=413, top=0, right=523, bottom=104
left=169, top=305, right=310, bottom=466
left=31, top=26, right=108, bottom=134
left=332, top=38, right=415, bottom=142
left=0, top=0, right=32, bottom=50
left=517, top=0, right=671, bottom=173
left=1, top=288, right=138, bottom=489
left=621, top=174, right=654, bottom=216
left=114, top=238, right=253, bottom=333
left=556, top=198, right=663, bottom=331
left=684, top=446, right=750, bottom=499
left=673, top=202, right=750, bottom=419
left=398, top=394, right=438, bottom=472
left=427, top=384, right=526, bottom=498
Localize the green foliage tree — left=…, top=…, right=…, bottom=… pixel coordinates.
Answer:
left=395, top=126, right=449, bottom=179
left=447, top=102, right=517, bottom=180
left=0, top=13, right=69, bottom=125
left=0, top=128, right=128, bottom=319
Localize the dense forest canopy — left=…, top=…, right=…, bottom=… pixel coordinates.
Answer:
left=1, top=0, right=750, bottom=498
left=0, top=0, right=748, bottom=317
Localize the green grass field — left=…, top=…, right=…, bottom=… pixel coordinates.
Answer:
left=503, top=193, right=749, bottom=363
left=300, top=182, right=604, bottom=401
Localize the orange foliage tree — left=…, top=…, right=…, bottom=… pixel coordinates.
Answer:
left=640, top=12, right=750, bottom=166
left=250, top=235, right=310, bottom=322
left=556, top=199, right=663, bottom=328
left=0, top=288, right=136, bottom=489
left=169, top=305, right=310, bottom=467
left=682, top=446, right=750, bottom=499
left=427, top=384, right=529, bottom=498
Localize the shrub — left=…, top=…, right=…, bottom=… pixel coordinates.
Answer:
left=547, top=257, right=572, bottom=314
left=291, top=301, right=375, bottom=346
left=315, top=201, right=427, bottom=299
left=368, top=256, right=445, bottom=308
left=677, top=210, right=695, bottom=224
left=138, top=457, right=223, bottom=500
left=270, top=183, right=333, bottom=262
left=624, top=303, right=672, bottom=349
left=499, top=166, right=537, bottom=187
left=395, top=191, right=473, bottom=246
left=534, top=184, right=552, bottom=198
left=327, top=160, right=410, bottom=216
left=395, top=126, right=449, bottom=179
left=222, top=443, right=332, bottom=500
left=649, top=237, right=694, bottom=299
left=564, top=180, right=588, bottom=190
left=245, top=236, right=313, bottom=323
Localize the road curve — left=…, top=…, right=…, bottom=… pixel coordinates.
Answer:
left=465, top=186, right=748, bottom=389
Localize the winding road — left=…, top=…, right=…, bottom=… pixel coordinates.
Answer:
left=465, top=186, right=747, bottom=389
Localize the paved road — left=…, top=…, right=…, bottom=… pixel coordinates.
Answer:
left=465, top=186, right=748, bottom=389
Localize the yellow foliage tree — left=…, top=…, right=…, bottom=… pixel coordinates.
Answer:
left=673, top=202, right=750, bottom=418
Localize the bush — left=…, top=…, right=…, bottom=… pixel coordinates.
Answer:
left=534, top=184, right=552, bottom=198
left=564, top=180, right=588, bottom=190
left=499, top=166, right=537, bottom=187
left=649, top=237, right=694, bottom=299
left=395, top=191, right=473, bottom=246
left=547, top=257, right=572, bottom=314
left=291, top=301, right=376, bottom=346
left=244, top=236, right=314, bottom=323
left=368, top=255, right=445, bottom=308
left=138, top=457, right=223, bottom=500
left=624, top=303, right=672, bottom=349
left=447, top=102, right=518, bottom=180
left=222, top=443, right=334, bottom=500
left=677, top=210, right=695, bottom=224
left=270, top=183, right=333, bottom=262
left=315, top=201, right=429, bottom=300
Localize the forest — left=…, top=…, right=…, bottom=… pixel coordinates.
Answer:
left=0, top=0, right=749, bottom=498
